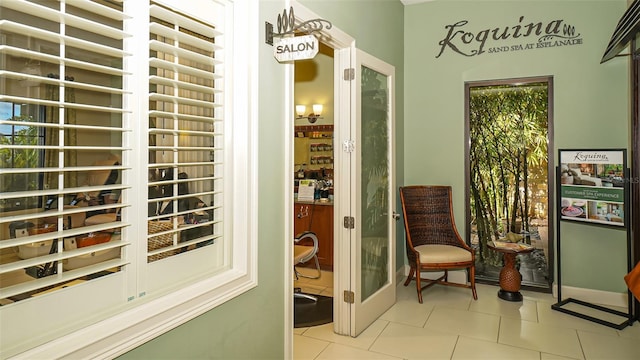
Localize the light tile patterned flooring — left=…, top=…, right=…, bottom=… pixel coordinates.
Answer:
left=294, top=269, right=640, bottom=359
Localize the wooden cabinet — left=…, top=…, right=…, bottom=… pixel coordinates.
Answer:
left=294, top=201, right=333, bottom=270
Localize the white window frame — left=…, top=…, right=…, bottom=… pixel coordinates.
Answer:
left=3, top=0, right=258, bottom=358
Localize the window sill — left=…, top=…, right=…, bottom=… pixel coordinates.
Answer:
left=13, top=269, right=257, bottom=359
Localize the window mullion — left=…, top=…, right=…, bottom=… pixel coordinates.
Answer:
left=122, top=0, right=150, bottom=298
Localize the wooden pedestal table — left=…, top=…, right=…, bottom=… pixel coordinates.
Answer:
left=487, top=241, right=534, bottom=302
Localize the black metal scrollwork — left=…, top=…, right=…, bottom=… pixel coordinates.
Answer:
left=265, top=7, right=332, bottom=45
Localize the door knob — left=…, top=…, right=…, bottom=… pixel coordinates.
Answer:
left=392, top=212, right=400, bottom=220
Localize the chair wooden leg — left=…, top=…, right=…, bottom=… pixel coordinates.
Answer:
left=404, top=266, right=415, bottom=286
left=470, top=265, right=478, bottom=300
left=415, top=265, right=423, bottom=304
left=444, top=269, right=448, bottom=282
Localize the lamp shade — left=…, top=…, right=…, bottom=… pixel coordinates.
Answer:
left=295, top=105, right=306, bottom=117
left=312, top=104, right=323, bottom=116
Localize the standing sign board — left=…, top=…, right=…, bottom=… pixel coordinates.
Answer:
left=559, top=149, right=626, bottom=228
left=553, top=148, right=635, bottom=330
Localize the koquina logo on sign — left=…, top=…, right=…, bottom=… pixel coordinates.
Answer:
left=573, top=152, right=610, bottom=163
left=436, top=16, right=582, bottom=58
left=274, top=35, right=319, bottom=63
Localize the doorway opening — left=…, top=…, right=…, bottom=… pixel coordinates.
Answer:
left=292, top=40, right=336, bottom=327
left=465, top=77, right=554, bottom=292
left=290, top=43, right=398, bottom=336
left=284, top=5, right=396, bottom=344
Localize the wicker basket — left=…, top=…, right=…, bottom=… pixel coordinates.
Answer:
left=148, top=220, right=179, bottom=262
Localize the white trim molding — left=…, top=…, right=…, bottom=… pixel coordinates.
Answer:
left=14, top=271, right=257, bottom=359
left=553, top=284, right=628, bottom=308
left=401, top=0, right=434, bottom=5
left=404, top=265, right=627, bottom=308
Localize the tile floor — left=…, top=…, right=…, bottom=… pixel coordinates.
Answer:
left=293, top=269, right=640, bottom=360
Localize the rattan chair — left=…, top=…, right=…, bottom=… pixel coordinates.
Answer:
left=399, top=185, right=477, bottom=303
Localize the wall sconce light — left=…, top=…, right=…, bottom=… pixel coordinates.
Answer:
left=296, top=104, right=323, bottom=123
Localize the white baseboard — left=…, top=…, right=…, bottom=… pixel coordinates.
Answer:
left=553, top=284, right=628, bottom=308
left=401, top=265, right=628, bottom=308
left=396, top=266, right=406, bottom=285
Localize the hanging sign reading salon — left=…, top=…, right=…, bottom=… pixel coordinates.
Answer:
left=435, top=16, right=583, bottom=58
left=274, top=35, right=319, bottom=63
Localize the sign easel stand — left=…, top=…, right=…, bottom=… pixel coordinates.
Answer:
left=552, top=165, right=638, bottom=330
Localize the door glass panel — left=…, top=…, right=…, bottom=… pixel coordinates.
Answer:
left=360, top=66, right=390, bottom=301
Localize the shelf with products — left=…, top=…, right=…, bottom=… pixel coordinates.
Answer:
left=294, top=125, right=334, bottom=172
left=296, top=124, right=333, bottom=137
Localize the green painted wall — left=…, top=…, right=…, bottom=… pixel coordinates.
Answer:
left=119, top=1, right=632, bottom=357
left=119, top=1, right=404, bottom=358
left=404, top=0, right=630, bottom=292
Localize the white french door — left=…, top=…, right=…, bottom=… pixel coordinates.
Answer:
left=285, top=2, right=396, bottom=342
left=346, top=49, right=396, bottom=336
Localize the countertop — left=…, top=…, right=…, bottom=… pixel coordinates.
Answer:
left=294, top=198, right=333, bottom=206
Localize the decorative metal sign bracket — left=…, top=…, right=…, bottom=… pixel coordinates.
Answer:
left=265, top=7, right=332, bottom=46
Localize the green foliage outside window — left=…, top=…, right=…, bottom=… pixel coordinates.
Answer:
left=0, top=112, right=42, bottom=210
left=469, top=83, right=549, bottom=266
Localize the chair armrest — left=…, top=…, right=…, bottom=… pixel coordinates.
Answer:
left=294, top=231, right=319, bottom=255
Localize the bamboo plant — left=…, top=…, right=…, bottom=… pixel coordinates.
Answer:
left=469, top=83, right=548, bottom=266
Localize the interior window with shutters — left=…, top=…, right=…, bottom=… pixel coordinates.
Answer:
left=0, top=0, right=127, bottom=303
left=0, top=0, right=255, bottom=357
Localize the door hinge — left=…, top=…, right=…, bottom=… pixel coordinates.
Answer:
left=343, top=216, right=355, bottom=229
left=342, top=139, right=354, bottom=153
left=343, top=68, right=355, bottom=81
left=343, top=290, right=355, bottom=304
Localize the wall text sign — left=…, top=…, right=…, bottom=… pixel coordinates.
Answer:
left=436, top=16, right=582, bottom=58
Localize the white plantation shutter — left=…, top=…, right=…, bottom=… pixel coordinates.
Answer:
left=0, top=0, right=256, bottom=358
left=0, top=0, right=129, bottom=300
left=146, top=2, right=222, bottom=263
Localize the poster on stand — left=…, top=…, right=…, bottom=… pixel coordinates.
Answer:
left=558, top=149, right=626, bottom=228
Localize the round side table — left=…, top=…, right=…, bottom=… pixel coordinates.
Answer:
left=487, top=241, right=534, bottom=302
